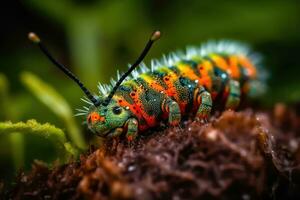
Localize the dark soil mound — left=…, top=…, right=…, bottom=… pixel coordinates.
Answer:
left=7, top=105, right=300, bottom=199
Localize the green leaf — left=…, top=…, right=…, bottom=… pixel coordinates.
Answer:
left=0, top=74, right=25, bottom=170
left=20, top=71, right=86, bottom=150
left=0, top=74, right=9, bottom=120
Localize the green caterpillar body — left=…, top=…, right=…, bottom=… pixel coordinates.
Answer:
left=79, top=41, right=266, bottom=141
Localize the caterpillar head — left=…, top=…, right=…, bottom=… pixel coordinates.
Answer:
left=86, top=99, right=131, bottom=137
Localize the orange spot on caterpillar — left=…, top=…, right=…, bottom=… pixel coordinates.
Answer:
left=238, top=55, right=257, bottom=78
left=88, top=112, right=105, bottom=123
left=228, top=56, right=240, bottom=79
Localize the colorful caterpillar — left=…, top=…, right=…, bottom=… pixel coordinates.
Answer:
left=28, top=31, right=266, bottom=141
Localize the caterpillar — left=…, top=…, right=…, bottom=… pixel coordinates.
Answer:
left=28, top=31, right=266, bottom=141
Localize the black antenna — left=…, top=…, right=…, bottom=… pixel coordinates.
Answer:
left=28, top=32, right=100, bottom=107
left=103, top=30, right=161, bottom=106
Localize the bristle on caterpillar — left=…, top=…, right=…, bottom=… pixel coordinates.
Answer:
left=95, top=40, right=266, bottom=97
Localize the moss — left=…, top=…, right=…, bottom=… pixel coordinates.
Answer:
left=0, top=120, right=77, bottom=162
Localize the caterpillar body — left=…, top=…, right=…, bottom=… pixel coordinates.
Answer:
left=28, top=31, right=266, bottom=142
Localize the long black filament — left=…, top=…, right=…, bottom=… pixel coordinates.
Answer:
left=102, top=30, right=161, bottom=106
left=28, top=32, right=100, bottom=107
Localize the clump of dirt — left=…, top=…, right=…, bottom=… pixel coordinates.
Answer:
left=7, top=104, right=300, bottom=200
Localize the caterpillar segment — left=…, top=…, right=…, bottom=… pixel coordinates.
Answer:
left=28, top=32, right=266, bottom=142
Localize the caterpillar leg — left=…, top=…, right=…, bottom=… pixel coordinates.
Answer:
left=225, top=80, right=241, bottom=109
left=163, top=98, right=181, bottom=126
left=107, top=127, right=123, bottom=138
left=125, top=118, right=139, bottom=142
left=195, top=87, right=212, bottom=122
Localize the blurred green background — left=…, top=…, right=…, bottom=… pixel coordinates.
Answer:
left=0, top=0, right=299, bottom=182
